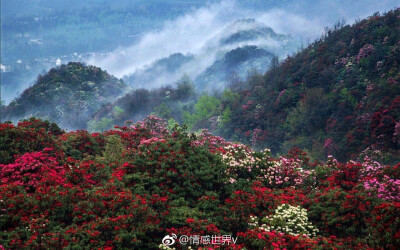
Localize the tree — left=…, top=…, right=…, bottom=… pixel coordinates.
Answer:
left=220, top=107, right=232, bottom=127
left=183, top=94, right=220, bottom=130
left=154, top=102, right=172, bottom=119
left=112, top=106, right=124, bottom=120
left=175, top=74, right=195, bottom=100
left=87, top=117, right=113, bottom=132
left=102, top=135, right=124, bottom=164
left=270, top=55, right=279, bottom=69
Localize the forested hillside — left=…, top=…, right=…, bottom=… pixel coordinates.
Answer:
left=184, top=8, right=400, bottom=163
left=1, top=62, right=127, bottom=129
left=119, top=18, right=299, bottom=91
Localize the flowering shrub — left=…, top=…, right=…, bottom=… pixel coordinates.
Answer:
left=251, top=128, right=263, bottom=147
left=250, top=204, right=319, bottom=237
left=356, top=44, right=375, bottom=62
left=364, top=175, right=400, bottom=201
left=0, top=149, right=65, bottom=192
left=0, top=116, right=399, bottom=248
left=0, top=118, right=62, bottom=164
left=359, top=156, right=384, bottom=178
left=220, top=143, right=256, bottom=183
left=327, top=162, right=363, bottom=190
left=259, top=157, right=314, bottom=189
left=394, top=121, right=400, bottom=144
left=165, top=219, right=221, bottom=248
left=324, top=137, right=336, bottom=155
left=236, top=228, right=368, bottom=249
left=192, top=129, right=229, bottom=153
left=122, top=127, right=229, bottom=203
left=60, top=130, right=105, bottom=160
left=368, top=202, right=400, bottom=248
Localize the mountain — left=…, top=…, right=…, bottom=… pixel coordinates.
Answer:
left=195, top=45, right=275, bottom=89
left=122, top=18, right=300, bottom=91
left=219, top=18, right=278, bottom=45
left=0, top=0, right=210, bottom=104
left=200, top=8, right=400, bottom=163
left=1, top=62, right=127, bottom=129
left=88, top=74, right=196, bottom=131
left=4, top=9, right=399, bottom=164
left=123, top=53, right=195, bottom=89
left=212, top=18, right=296, bottom=57
left=1, top=18, right=299, bottom=131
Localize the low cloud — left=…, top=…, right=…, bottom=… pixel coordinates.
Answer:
left=91, top=0, right=375, bottom=83
left=89, top=0, right=399, bottom=82
left=257, top=9, right=324, bottom=40
left=3, top=0, right=398, bottom=104
left=89, top=0, right=327, bottom=81
left=89, top=0, right=242, bottom=78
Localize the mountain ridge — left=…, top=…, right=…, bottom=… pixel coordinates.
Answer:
left=205, top=8, right=400, bottom=162
left=1, top=62, right=127, bottom=129
left=121, top=18, right=300, bottom=90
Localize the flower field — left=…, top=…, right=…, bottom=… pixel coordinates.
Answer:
left=0, top=116, right=399, bottom=249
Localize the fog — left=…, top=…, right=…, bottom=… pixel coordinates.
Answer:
left=88, top=1, right=240, bottom=79
left=89, top=0, right=399, bottom=88
left=1, top=0, right=399, bottom=104
left=89, top=0, right=313, bottom=80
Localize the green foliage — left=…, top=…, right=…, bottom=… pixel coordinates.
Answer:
left=102, top=135, right=124, bottom=164
left=124, top=135, right=229, bottom=204
left=164, top=199, right=203, bottom=227
left=88, top=118, right=113, bottom=132
left=183, top=94, right=221, bottom=130
left=112, top=106, right=124, bottom=120
left=220, top=106, right=232, bottom=127
left=167, top=118, right=179, bottom=131
left=61, top=130, right=105, bottom=160
left=221, top=89, right=240, bottom=105
left=154, top=103, right=172, bottom=119
left=175, top=74, right=195, bottom=100
left=285, top=88, right=329, bottom=137
left=339, top=87, right=357, bottom=107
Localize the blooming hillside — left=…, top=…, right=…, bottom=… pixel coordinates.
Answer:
left=175, top=8, right=400, bottom=163
left=0, top=116, right=399, bottom=249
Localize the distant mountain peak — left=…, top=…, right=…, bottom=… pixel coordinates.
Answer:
left=233, top=18, right=256, bottom=24
left=218, top=18, right=278, bottom=46
left=121, top=17, right=300, bottom=91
